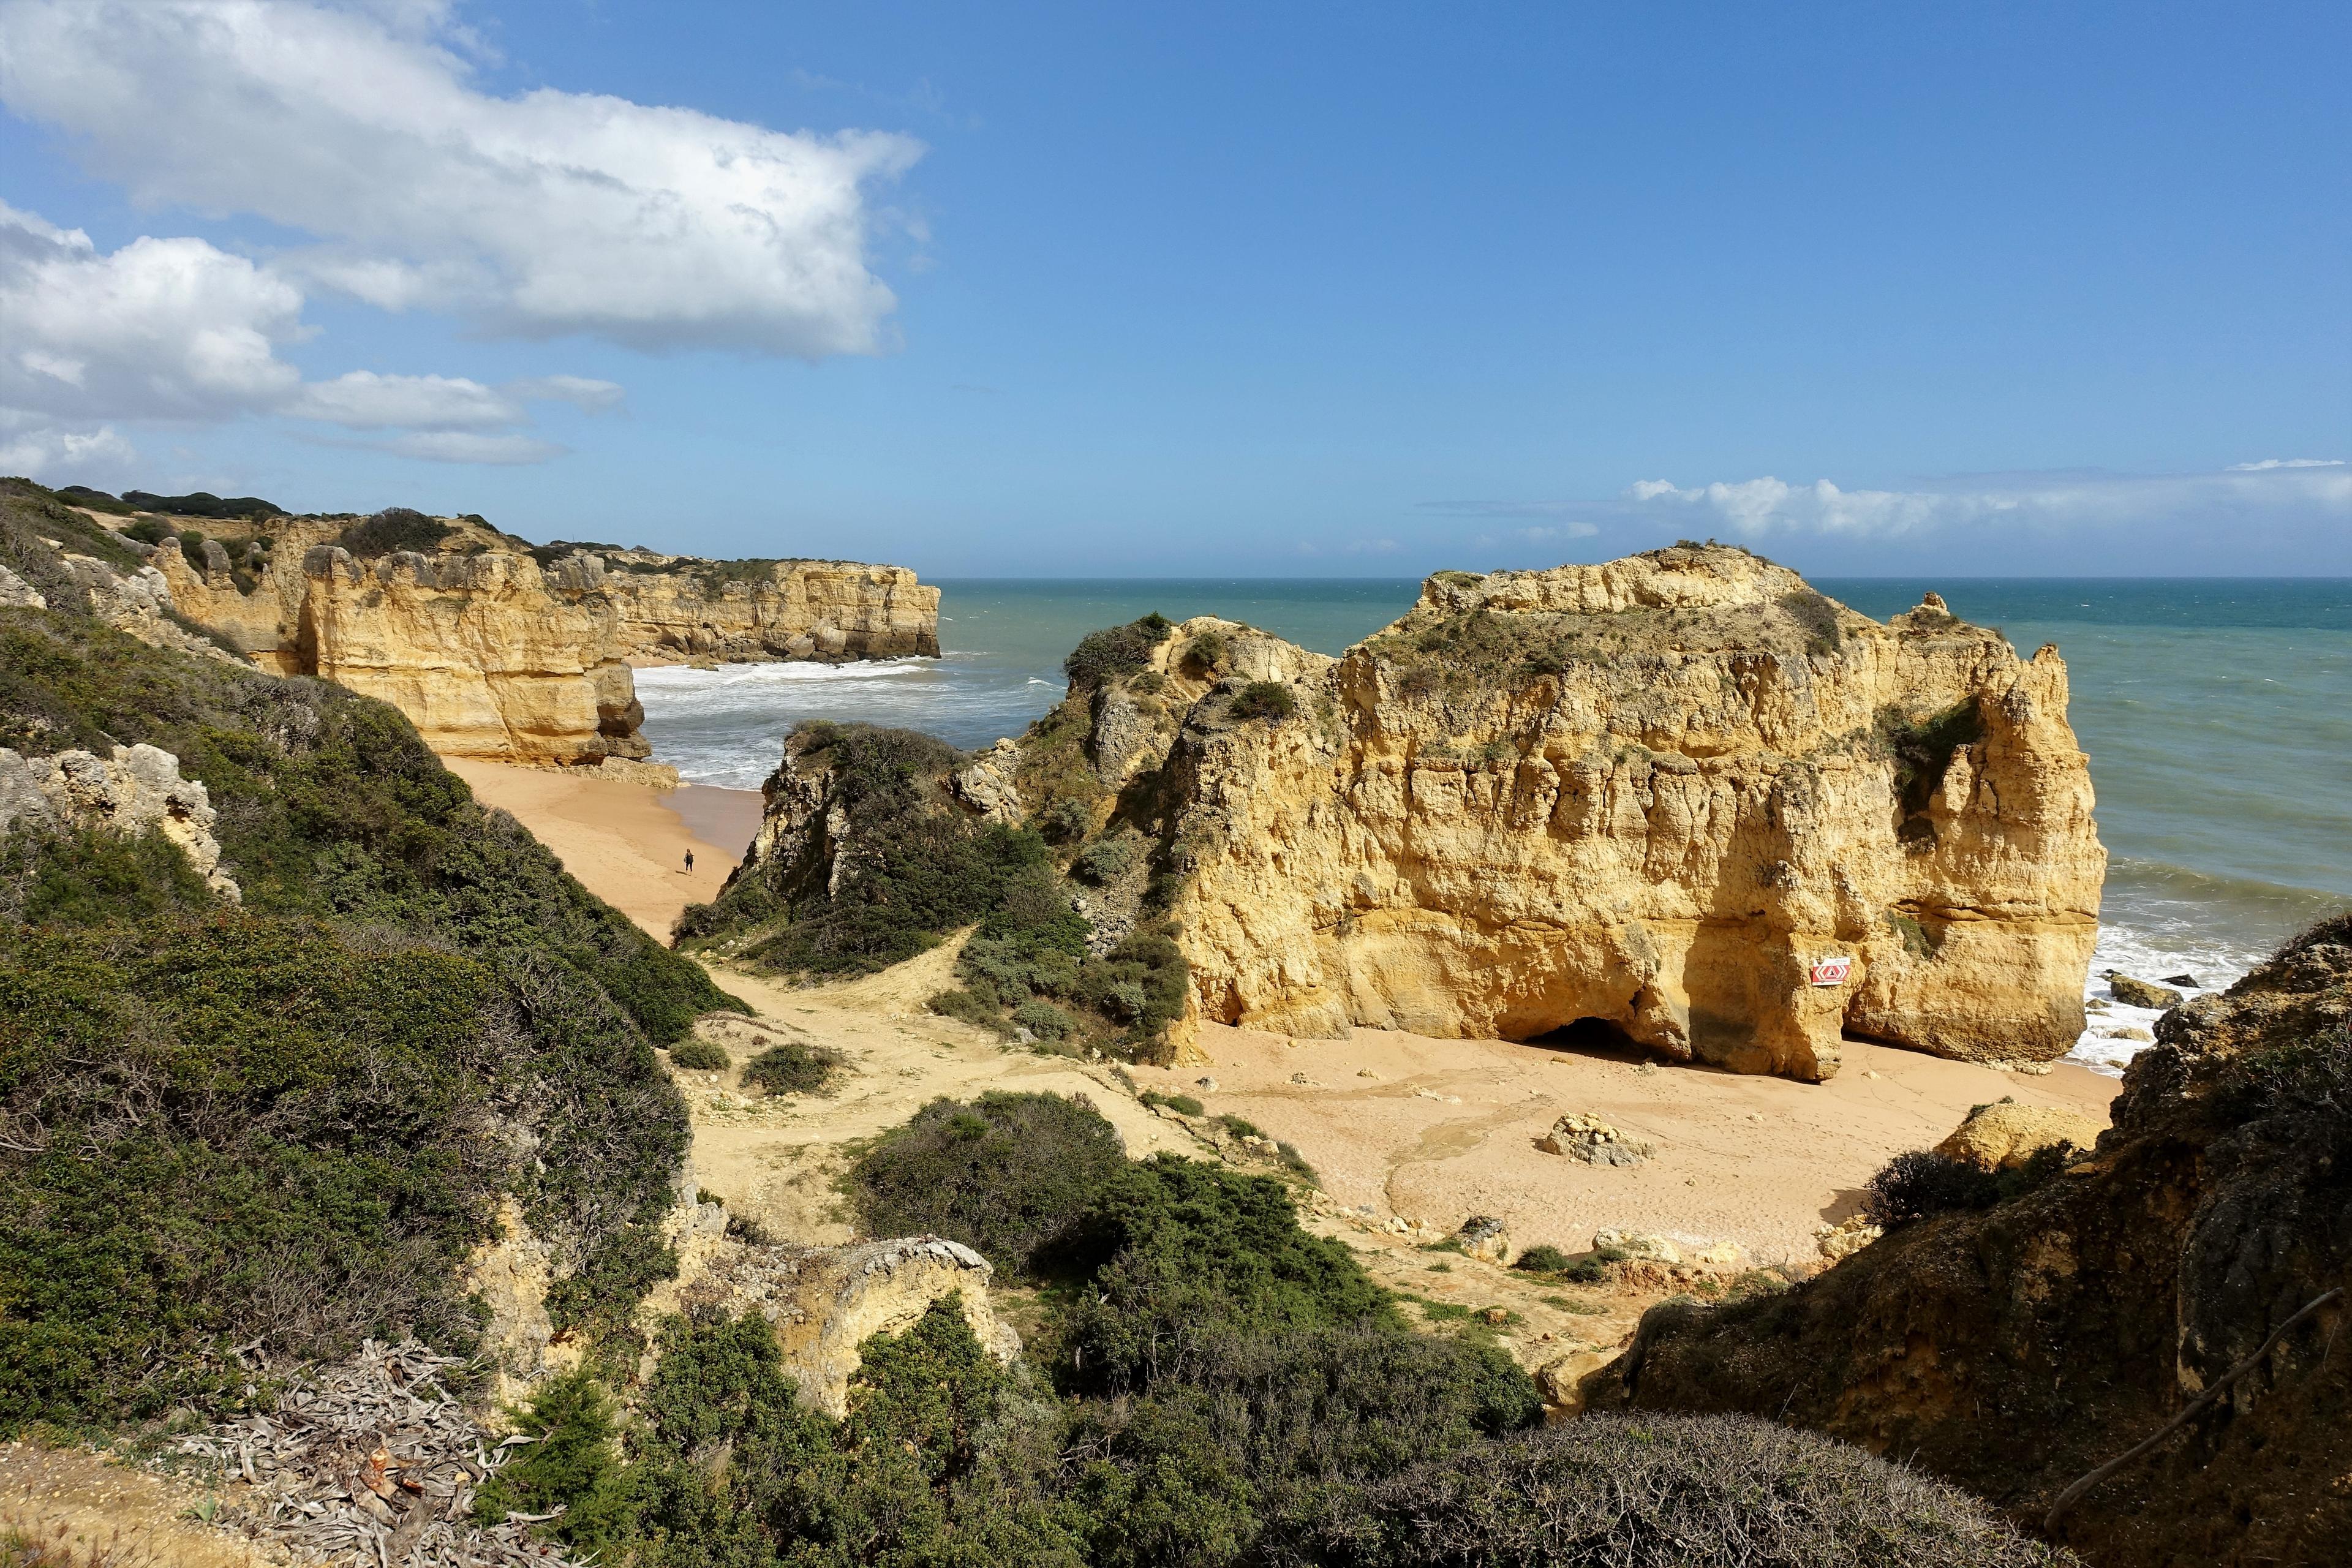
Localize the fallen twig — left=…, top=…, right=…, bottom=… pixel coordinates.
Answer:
left=2044, top=1286, right=2344, bottom=1534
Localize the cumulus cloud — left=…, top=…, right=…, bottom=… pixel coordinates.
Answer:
left=0, top=200, right=622, bottom=470
left=0, top=0, right=925, bottom=355
left=0, top=200, right=305, bottom=423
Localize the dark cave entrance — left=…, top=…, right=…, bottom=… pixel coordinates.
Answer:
left=1521, top=1016, right=1648, bottom=1063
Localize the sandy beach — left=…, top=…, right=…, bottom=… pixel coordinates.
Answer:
left=443, top=758, right=762, bottom=939
left=445, top=753, right=2119, bottom=1329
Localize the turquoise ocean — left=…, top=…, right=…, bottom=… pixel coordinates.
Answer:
left=637, top=578, right=2352, bottom=1074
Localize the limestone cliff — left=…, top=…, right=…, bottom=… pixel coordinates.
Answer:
left=0, top=741, right=239, bottom=902
left=153, top=514, right=939, bottom=765
left=998, top=545, right=2103, bottom=1079
left=1589, top=914, right=2352, bottom=1567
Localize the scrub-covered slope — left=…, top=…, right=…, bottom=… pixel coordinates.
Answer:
left=1591, top=912, right=2352, bottom=1567
left=0, top=480, right=745, bottom=1427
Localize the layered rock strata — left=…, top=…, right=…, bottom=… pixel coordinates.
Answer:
left=154, top=519, right=938, bottom=764
left=725, top=544, right=2101, bottom=1079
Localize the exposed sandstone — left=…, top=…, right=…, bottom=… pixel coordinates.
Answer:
left=156, top=516, right=938, bottom=765
left=977, top=545, right=2101, bottom=1080
left=1936, top=1097, right=2105, bottom=1170
left=0, top=741, right=239, bottom=902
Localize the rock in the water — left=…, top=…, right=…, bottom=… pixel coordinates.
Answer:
left=1935, top=1097, right=2103, bottom=1170
left=2161, top=973, right=2200, bottom=988
left=2097, top=1025, right=2155, bottom=1042
left=2105, top=971, right=2184, bottom=1009
left=1536, top=1111, right=1654, bottom=1166
left=1455, top=1214, right=1513, bottom=1265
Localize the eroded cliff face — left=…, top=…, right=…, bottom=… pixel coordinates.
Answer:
left=156, top=518, right=939, bottom=764
left=1590, top=915, right=2352, bottom=1568
left=1004, top=545, right=2102, bottom=1080
left=1173, top=549, right=2101, bottom=1077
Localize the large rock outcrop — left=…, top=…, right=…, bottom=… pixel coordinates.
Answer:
left=154, top=517, right=939, bottom=765
left=1589, top=913, right=2352, bottom=1567
left=990, top=546, right=2101, bottom=1079
left=0, top=741, right=239, bottom=902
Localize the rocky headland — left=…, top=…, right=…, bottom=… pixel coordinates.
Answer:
left=713, top=543, right=2104, bottom=1081
left=77, top=499, right=938, bottom=766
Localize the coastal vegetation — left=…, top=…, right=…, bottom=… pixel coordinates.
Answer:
left=677, top=716, right=1189, bottom=1061
left=464, top=1088, right=2073, bottom=1567
left=0, top=489, right=747, bottom=1428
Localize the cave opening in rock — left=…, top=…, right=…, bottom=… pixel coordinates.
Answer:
left=1521, top=1016, right=1648, bottom=1062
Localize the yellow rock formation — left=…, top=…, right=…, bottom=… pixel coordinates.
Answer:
left=156, top=518, right=938, bottom=764
left=1935, top=1097, right=2106, bottom=1169
left=1140, top=548, right=2103, bottom=1079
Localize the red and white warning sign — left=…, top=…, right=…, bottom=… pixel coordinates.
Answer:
left=1807, top=956, right=1854, bottom=987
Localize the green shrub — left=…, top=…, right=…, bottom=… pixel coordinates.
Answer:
left=1513, top=1244, right=1574, bottom=1273
left=1073, top=832, right=1141, bottom=884
left=1863, top=1148, right=2002, bottom=1226
left=1064, top=616, right=1173, bottom=687
left=1873, top=700, right=1985, bottom=816
left=848, top=1092, right=1128, bottom=1272
left=1140, top=1090, right=1204, bottom=1118
left=668, top=1038, right=729, bottom=1071
left=1180, top=630, right=1230, bottom=673
left=470, top=1370, right=637, bottom=1560
left=336, top=508, right=452, bottom=556
left=121, top=489, right=281, bottom=521
left=1128, top=670, right=1166, bottom=695
left=742, top=1039, right=843, bottom=1097
left=1229, top=682, right=1297, bottom=723
left=1215, top=1114, right=1264, bottom=1139
left=928, top=985, right=1013, bottom=1036
left=1013, top=998, right=1076, bottom=1039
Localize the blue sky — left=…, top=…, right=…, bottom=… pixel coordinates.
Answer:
left=1, top=1, right=2345, bottom=575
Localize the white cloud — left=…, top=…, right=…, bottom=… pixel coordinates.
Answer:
left=287, top=371, right=518, bottom=430
left=2226, top=458, right=2344, bottom=472
left=0, top=0, right=925, bottom=355
left=0, top=200, right=622, bottom=466
left=1618, top=465, right=2352, bottom=539
left=0, top=410, right=138, bottom=481
left=0, top=200, right=305, bottom=422
left=506, top=375, right=624, bottom=413
left=372, top=431, right=565, bottom=465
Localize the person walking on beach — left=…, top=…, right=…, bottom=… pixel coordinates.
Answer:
left=684, top=849, right=695, bottom=875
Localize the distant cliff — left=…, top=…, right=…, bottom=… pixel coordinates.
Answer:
left=149, top=513, right=940, bottom=765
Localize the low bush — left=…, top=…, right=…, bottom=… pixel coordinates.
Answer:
left=121, top=489, right=282, bottom=521
left=1064, top=614, right=1172, bottom=687
left=741, top=1039, right=843, bottom=1097
left=1301, top=1412, right=2077, bottom=1566
left=1012, top=997, right=1076, bottom=1039
left=1512, top=1244, right=1574, bottom=1273
left=1863, top=1148, right=2002, bottom=1227
left=1229, top=680, right=1296, bottom=723
left=848, top=1091, right=1129, bottom=1272
left=336, top=508, right=453, bottom=557
left=1073, top=832, right=1141, bottom=884
left=1140, top=1090, right=1204, bottom=1117
left=1180, top=630, right=1229, bottom=673
left=668, top=1038, right=729, bottom=1071
left=1781, top=587, right=1845, bottom=655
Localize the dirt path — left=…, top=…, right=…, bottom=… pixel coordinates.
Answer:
left=1, top=1442, right=279, bottom=1567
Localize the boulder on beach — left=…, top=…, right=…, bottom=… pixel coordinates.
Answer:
left=1537, top=1111, right=1654, bottom=1166
left=1935, top=1097, right=2105, bottom=1170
